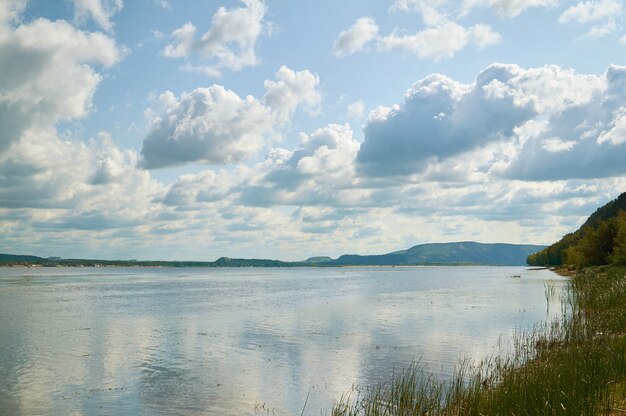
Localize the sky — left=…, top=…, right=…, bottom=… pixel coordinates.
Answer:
left=1, top=0, right=626, bottom=261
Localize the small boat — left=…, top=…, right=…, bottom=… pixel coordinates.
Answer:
left=511, top=274, right=521, bottom=278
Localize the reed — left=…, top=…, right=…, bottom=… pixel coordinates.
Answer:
left=330, top=267, right=626, bottom=415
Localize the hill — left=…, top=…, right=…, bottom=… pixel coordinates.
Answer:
left=328, top=242, right=545, bottom=266
left=528, top=192, right=626, bottom=267
left=0, top=242, right=545, bottom=268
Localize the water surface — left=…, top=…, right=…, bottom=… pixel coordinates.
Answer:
left=0, top=266, right=567, bottom=415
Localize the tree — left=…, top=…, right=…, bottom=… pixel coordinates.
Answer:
left=608, top=211, right=626, bottom=266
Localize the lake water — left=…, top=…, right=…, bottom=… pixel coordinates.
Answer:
left=0, top=266, right=567, bottom=415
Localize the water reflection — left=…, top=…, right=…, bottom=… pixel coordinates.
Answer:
left=0, top=266, right=567, bottom=415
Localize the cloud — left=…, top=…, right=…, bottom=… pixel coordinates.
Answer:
left=140, top=66, right=321, bottom=169
left=0, top=7, right=163, bottom=250
left=0, top=13, right=121, bottom=154
left=332, top=17, right=379, bottom=57
left=160, top=170, right=233, bottom=207
left=392, top=0, right=556, bottom=19
left=558, top=0, right=622, bottom=37
left=162, top=22, right=196, bottom=57
left=237, top=123, right=362, bottom=207
left=390, top=0, right=448, bottom=25
left=498, top=65, right=626, bottom=180
left=263, top=66, right=321, bottom=123
left=0, top=128, right=160, bottom=214
left=0, top=0, right=26, bottom=25
left=72, top=0, right=123, bottom=32
left=347, top=100, right=365, bottom=119
left=541, top=138, right=578, bottom=152
left=378, top=21, right=500, bottom=61
left=463, top=0, right=558, bottom=17
left=357, top=64, right=533, bottom=176
left=161, top=0, right=268, bottom=76
left=357, top=63, right=608, bottom=177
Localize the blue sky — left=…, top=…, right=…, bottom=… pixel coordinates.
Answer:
left=1, top=0, right=626, bottom=260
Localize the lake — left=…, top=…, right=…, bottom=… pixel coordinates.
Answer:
left=0, top=266, right=567, bottom=415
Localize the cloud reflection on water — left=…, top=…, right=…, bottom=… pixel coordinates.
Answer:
left=0, top=267, right=567, bottom=415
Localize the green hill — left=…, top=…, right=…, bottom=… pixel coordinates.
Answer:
left=0, top=253, right=47, bottom=263
left=528, top=192, right=626, bottom=267
left=0, top=243, right=546, bottom=268
left=329, top=242, right=545, bottom=266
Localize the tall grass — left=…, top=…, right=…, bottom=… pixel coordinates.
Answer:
left=330, top=267, right=626, bottom=415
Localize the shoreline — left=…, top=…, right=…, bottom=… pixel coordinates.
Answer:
left=328, top=266, right=626, bottom=415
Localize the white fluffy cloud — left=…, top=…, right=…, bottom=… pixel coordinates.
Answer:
left=72, top=0, right=123, bottom=32
left=392, top=0, right=557, bottom=19
left=140, top=86, right=273, bottom=168
left=559, top=0, right=622, bottom=37
left=357, top=63, right=610, bottom=177
left=501, top=65, right=626, bottom=180
left=237, top=123, right=362, bottom=208
left=347, top=100, right=365, bottom=119
left=0, top=4, right=167, bottom=256
left=332, top=12, right=500, bottom=62
left=390, top=0, right=447, bottom=24
left=0, top=0, right=26, bottom=26
left=0, top=12, right=121, bottom=153
left=378, top=21, right=500, bottom=60
left=263, top=66, right=322, bottom=123
left=161, top=0, right=268, bottom=76
left=332, top=17, right=379, bottom=57
left=140, top=66, right=321, bottom=169
left=463, top=0, right=558, bottom=17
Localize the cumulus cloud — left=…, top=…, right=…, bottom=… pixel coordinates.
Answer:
left=332, top=17, right=379, bottom=57
left=161, top=0, right=268, bottom=76
left=72, top=0, right=123, bottom=32
left=237, top=123, right=362, bottom=207
left=357, top=63, right=608, bottom=177
left=541, top=137, right=578, bottom=152
left=498, top=65, right=626, bottom=180
left=0, top=0, right=26, bottom=25
left=378, top=21, right=500, bottom=61
left=463, top=0, right=558, bottom=17
left=0, top=12, right=121, bottom=154
left=140, top=66, right=321, bottom=169
left=392, top=0, right=556, bottom=19
left=162, top=22, right=196, bottom=58
left=263, top=66, right=322, bottom=123
left=390, top=0, right=448, bottom=25
left=0, top=127, right=160, bottom=215
left=559, top=0, right=622, bottom=37
left=160, top=170, right=233, bottom=207
left=347, top=100, right=365, bottom=119
left=0, top=4, right=166, bottom=255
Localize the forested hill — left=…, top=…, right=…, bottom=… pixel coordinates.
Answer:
left=328, top=242, right=544, bottom=266
left=528, top=192, right=626, bottom=267
left=1, top=242, right=544, bottom=267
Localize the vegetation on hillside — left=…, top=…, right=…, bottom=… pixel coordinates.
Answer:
left=528, top=192, right=626, bottom=267
left=528, top=210, right=626, bottom=268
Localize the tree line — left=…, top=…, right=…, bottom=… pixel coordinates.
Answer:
left=528, top=209, right=626, bottom=267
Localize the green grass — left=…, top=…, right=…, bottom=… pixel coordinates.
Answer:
left=330, top=267, right=626, bottom=416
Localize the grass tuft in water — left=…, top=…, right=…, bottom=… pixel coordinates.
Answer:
left=330, top=267, right=626, bottom=415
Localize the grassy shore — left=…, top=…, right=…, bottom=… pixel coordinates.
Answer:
left=330, top=267, right=626, bottom=415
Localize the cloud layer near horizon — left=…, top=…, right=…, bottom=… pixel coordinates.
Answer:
left=2, top=0, right=626, bottom=260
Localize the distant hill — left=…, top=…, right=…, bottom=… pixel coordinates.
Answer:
left=326, top=242, right=545, bottom=266
left=528, top=192, right=626, bottom=267
left=0, top=253, right=46, bottom=263
left=0, top=242, right=545, bottom=268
